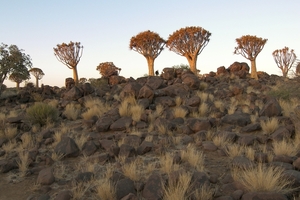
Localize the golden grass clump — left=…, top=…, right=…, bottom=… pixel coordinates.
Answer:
left=17, top=151, right=29, bottom=177
left=279, top=98, right=300, bottom=117
left=81, top=97, right=110, bottom=120
left=272, top=139, right=299, bottom=157
left=121, top=159, right=141, bottom=181
left=193, top=184, right=215, bottom=200
left=212, top=135, right=233, bottom=148
left=260, top=117, right=279, bottom=135
left=225, top=144, right=244, bottom=159
left=160, top=152, right=180, bottom=174
left=232, top=164, right=294, bottom=194
left=96, top=179, right=116, bottom=200
left=4, top=126, right=18, bottom=140
left=130, top=104, right=144, bottom=122
left=198, top=102, right=209, bottom=117
left=175, top=96, right=182, bottom=106
left=173, top=106, right=188, bottom=118
left=181, top=144, right=205, bottom=171
left=163, top=171, right=192, bottom=200
left=63, top=103, right=81, bottom=120
left=214, top=100, right=225, bottom=112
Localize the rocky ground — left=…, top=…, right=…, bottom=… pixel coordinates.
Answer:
left=1, top=62, right=300, bottom=200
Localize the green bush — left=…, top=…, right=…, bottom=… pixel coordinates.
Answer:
left=26, top=102, right=59, bottom=126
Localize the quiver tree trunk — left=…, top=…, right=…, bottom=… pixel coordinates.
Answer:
left=146, top=57, right=155, bottom=76
left=250, top=60, right=258, bottom=80
left=186, top=55, right=198, bottom=74
left=72, top=67, right=79, bottom=85
left=35, top=77, right=39, bottom=88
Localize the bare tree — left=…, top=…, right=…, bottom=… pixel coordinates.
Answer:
left=53, top=41, right=83, bottom=85
left=96, top=62, right=121, bottom=78
left=29, top=67, right=44, bottom=88
left=130, top=30, right=165, bottom=76
left=272, top=47, right=297, bottom=78
left=234, top=35, right=267, bottom=80
left=166, top=26, right=211, bottom=74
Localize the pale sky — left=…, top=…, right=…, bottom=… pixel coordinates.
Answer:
left=1, top=0, right=299, bottom=87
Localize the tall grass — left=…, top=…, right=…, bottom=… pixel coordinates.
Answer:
left=232, top=164, right=294, bottom=194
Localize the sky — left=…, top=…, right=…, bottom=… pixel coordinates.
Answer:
left=1, top=0, right=299, bottom=87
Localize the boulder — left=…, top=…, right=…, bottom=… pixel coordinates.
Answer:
left=37, top=167, right=55, bottom=185
left=259, top=98, right=282, bottom=117
left=54, top=137, right=79, bottom=157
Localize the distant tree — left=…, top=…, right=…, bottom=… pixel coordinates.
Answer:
left=9, top=70, right=30, bottom=89
left=29, top=67, right=45, bottom=88
left=130, top=30, right=165, bottom=76
left=234, top=35, right=267, bottom=80
left=0, top=43, right=32, bottom=92
left=166, top=26, right=211, bottom=74
left=53, top=41, right=83, bottom=85
left=272, top=47, right=296, bottom=78
left=96, top=62, right=121, bottom=78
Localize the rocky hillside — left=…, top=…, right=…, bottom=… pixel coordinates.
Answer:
left=1, top=62, right=300, bottom=200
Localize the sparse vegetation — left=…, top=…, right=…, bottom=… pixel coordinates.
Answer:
left=26, top=102, right=59, bottom=126
left=260, top=117, right=279, bottom=135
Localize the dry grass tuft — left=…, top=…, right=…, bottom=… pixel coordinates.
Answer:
left=160, top=152, right=180, bottom=174
left=130, top=104, right=144, bottom=122
left=243, top=146, right=256, bottom=161
left=4, top=126, right=18, bottom=140
left=173, top=107, right=188, bottom=118
left=193, top=184, right=215, bottom=200
left=212, top=135, right=233, bottom=148
left=81, top=97, right=110, bottom=120
left=225, top=144, right=244, bottom=159
left=63, top=103, right=81, bottom=120
left=96, top=179, right=116, bottom=200
left=163, top=171, right=192, bottom=200
left=74, top=134, right=88, bottom=151
left=181, top=144, right=205, bottom=171
left=198, top=102, right=209, bottom=117
left=17, top=151, right=29, bottom=177
left=232, top=164, right=295, bottom=194
left=279, top=98, right=300, bottom=117
left=121, top=159, right=141, bottom=181
left=272, top=139, right=299, bottom=157
left=214, top=100, right=225, bottom=112
left=175, top=96, right=182, bottom=106
left=260, top=117, right=279, bottom=135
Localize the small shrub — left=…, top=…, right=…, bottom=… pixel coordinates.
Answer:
left=26, top=102, right=59, bottom=126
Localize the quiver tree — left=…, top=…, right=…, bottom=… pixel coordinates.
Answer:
left=234, top=35, right=267, bottom=80
left=96, top=62, right=121, bottom=78
left=166, top=26, right=211, bottom=74
left=29, top=68, right=44, bottom=88
left=53, top=41, right=83, bottom=85
left=0, top=43, right=32, bottom=92
left=272, top=47, right=296, bottom=78
left=9, top=70, right=30, bottom=89
left=130, top=30, right=165, bottom=76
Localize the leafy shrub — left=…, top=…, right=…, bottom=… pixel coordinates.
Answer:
left=26, top=102, right=59, bottom=126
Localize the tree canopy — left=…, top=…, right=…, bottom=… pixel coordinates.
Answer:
left=54, top=41, right=83, bottom=84
left=9, top=70, right=30, bottom=89
left=0, top=43, right=32, bottom=90
left=29, top=67, right=45, bottom=87
left=234, top=35, right=267, bottom=79
left=166, top=26, right=211, bottom=74
left=130, top=30, right=165, bottom=76
left=272, top=47, right=297, bottom=78
left=96, top=62, right=121, bottom=78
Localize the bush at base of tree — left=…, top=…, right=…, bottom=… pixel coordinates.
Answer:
left=26, top=102, right=59, bottom=126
